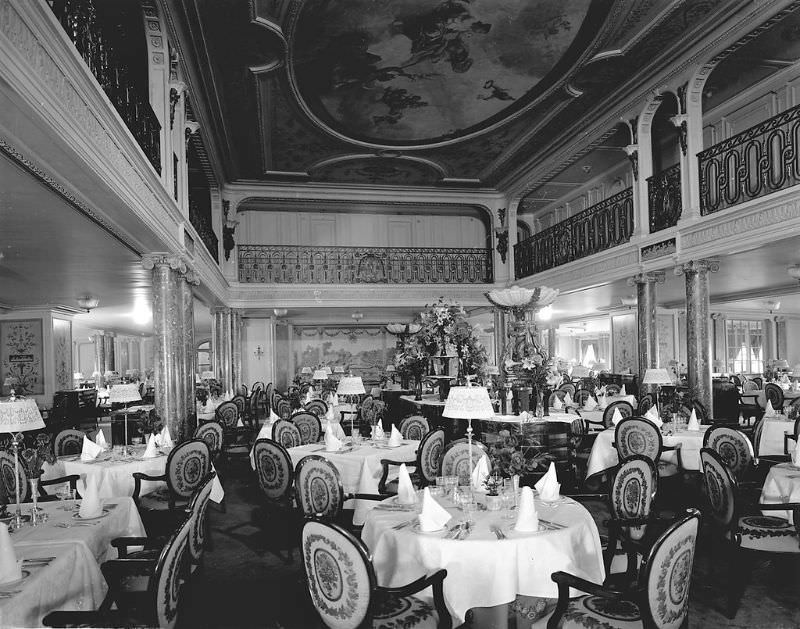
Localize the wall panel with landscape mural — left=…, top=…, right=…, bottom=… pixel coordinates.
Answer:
left=293, top=326, right=391, bottom=386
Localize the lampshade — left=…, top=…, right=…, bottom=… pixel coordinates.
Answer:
left=776, top=359, right=790, bottom=369
left=107, top=383, right=142, bottom=404
left=301, top=367, right=313, bottom=375
left=0, top=398, right=45, bottom=433
left=442, top=386, right=495, bottom=419
left=385, top=364, right=396, bottom=373
left=333, top=366, right=345, bottom=373
left=641, top=368, right=673, bottom=385
left=324, top=366, right=333, bottom=374
left=337, top=376, right=366, bottom=395
left=312, top=370, right=328, bottom=381
left=385, top=323, right=407, bottom=335
left=91, top=371, right=101, bottom=378
left=201, top=370, right=215, bottom=380
left=73, top=372, right=84, bottom=380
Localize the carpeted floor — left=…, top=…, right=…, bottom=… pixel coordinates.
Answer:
left=175, top=457, right=800, bottom=629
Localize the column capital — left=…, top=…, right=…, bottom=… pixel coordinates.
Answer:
left=142, top=253, right=186, bottom=272
left=627, top=271, right=665, bottom=286
left=674, top=259, right=719, bottom=276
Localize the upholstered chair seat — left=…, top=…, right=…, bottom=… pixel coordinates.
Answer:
left=371, top=592, right=440, bottom=629
left=554, top=595, right=643, bottom=628
left=737, top=514, right=800, bottom=553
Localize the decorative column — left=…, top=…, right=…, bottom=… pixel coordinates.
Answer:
left=675, top=259, right=719, bottom=417
left=492, top=309, right=506, bottom=367
left=143, top=254, right=197, bottom=443
left=212, top=308, right=243, bottom=392
left=628, top=271, right=665, bottom=387
left=92, top=333, right=106, bottom=387
left=103, top=332, right=115, bottom=375
left=181, top=270, right=198, bottom=434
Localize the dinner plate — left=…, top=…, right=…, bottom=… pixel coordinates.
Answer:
left=412, top=522, right=446, bottom=535
left=537, top=496, right=569, bottom=506
left=0, top=570, right=30, bottom=588
left=73, top=508, right=110, bottom=521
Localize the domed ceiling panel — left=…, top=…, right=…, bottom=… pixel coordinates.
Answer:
left=290, top=0, right=602, bottom=146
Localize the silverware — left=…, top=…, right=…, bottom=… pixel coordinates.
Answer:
left=55, top=522, right=95, bottom=528
left=456, top=522, right=472, bottom=540
left=391, top=518, right=416, bottom=530
left=538, top=518, right=566, bottom=531
left=490, top=525, right=506, bottom=540
left=23, top=557, right=55, bottom=564
left=445, top=523, right=463, bottom=539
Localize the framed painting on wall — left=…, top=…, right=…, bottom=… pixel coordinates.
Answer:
left=1, top=319, right=44, bottom=395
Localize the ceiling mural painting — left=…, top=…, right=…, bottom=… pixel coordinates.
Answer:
left=308, top=155, right=446, bottom=185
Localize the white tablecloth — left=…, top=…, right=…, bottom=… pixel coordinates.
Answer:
left=361, top=493, right=605, bottom=625
left=760, top=462, right=800, bottom=523
left=288, top=440, right=419, bottom=525
left=485, top=412, right=578, bottom=425
left=758, top=416, right=794, bottom=456
left=741, top=389, right=800, bottom=409
left=585, top=426, right=709, bottom=478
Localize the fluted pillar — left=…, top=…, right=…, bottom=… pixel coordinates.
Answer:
left=144, top=254, right=197, bottom=443
left=628, top=271, right=664, bottom=388
left=492, top=309, right=506, bottom=368
left=675, top=260, right=719, bottom=417
left=93, top=333, right=106, bottom=387
left=103, top=332, right=115, bottom=375
left=212, top=307, right=243, bottom=392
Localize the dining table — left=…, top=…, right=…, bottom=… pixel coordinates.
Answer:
left=288, top=438, right=419, bottom=525
left=760, top=461, right=800, bottom=524
left=361, top=490, right=605, bottom=626
left=740, top=388, right=800, bottom=409
left=757, top=415, right=795, bottom=456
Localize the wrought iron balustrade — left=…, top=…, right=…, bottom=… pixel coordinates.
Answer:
left=238, top=245, right=493, bottom=284
left=647, top=163, right=681, bottom=232
left=699, top=103, right=800, bottom=215
left=46, top=0, right=161, bottom=174
left=189, top=201, right=218, bottom=263
left=514, top=187, right=633, bottom=279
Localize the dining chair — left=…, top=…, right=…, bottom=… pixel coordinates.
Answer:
left=751, top=376, right=764, bottom=389
left=784, top=416, right=800, bottom=456
left=275, top=396, right=292, bottom=420
left=604, top=383, right=622, bottom=396
left=700, top=447, right=800, bottom=618
left=193, top=420, right=223, bottom=461
left=742, top=379, right=760, bottom=392
left=572, top=389, right=593, bottom=407
left=764, top=382, right=786, bottom=411
left=247, top=388, right=264, bottom=425
left=53, top=428, right=86, bottom=456
left=548, top=389, right=567, bottom=407
left=378, top=428, right=444, bottom=494
left=636, top=393, right=655, bottom=415
left=399, top=414, right=429, bottom=440
left=273, top=420, right=302, bottom=449
left=214, top=400, right=251, bottom=462
left=0, top=451, right=80, bottom=503
left=291, top=410, right=322, bottom=444
left=301, top=519, right=451, bottom=629
left=601, top=400, right=634, bottom=428
left=231, top=394, right=247, bottom=421
left=614, top=417, right=683, bottom=479
left=236, top=383, right=248, bottom=398
left=546, top=509, right=700, bottom=629
left=43, top=513, right=193, bottom=629
left=304, top=398, right=328, bottom=418
left=251, top=381, right=265, bottom=396
left=441, top=438, right=488, bottom=486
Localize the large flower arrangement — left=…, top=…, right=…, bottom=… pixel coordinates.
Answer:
left=487, top=431, right=553, bottom=478
left=394, top=336, right=429, bottom=379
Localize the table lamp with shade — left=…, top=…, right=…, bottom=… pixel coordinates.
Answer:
left=107, top=383, right=142, bottom=452
left=443, top=385, right=495, bottom=481
left=3, top=377, right=19, bottom=400
left=337, top=375, right=366, bottom=435
left=73, top=372, right=84, bottom=387
left=0, top=399, right=45, bottom=529
left=641, top=368, right=674, bottom=421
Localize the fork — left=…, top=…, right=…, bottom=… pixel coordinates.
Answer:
left=391, top=518, right=416, bottom=530
left=490, top=525, right=506, bottom=540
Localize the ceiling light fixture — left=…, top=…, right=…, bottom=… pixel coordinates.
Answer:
left=273, top=308, right=288, bottom=317
left=77, top=295, right=100, bottom=312
left=789, top=265, right=800, bottom=281
left=351, top=311, right=364, bottom=322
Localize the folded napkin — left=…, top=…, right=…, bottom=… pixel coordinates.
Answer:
left=644, top=406, right=663, bottom=427
left=142, top=434, right=159, bottom=459
left=764, top=400, right=777, bottom=417
left=161, top=425, right=174, bottom=448
left=597, top=394, right=608, bottom=410
left=471, top=454, right=490, bottom=491
left=332, top=393, right=339, bottom=407
left=80, top=435, right=103, bottom=461
left=514, top=486, right=539, bottom=532
left=325, top=423, right=343, bottom=452
left=563, top=392, right=573, bottom=407
left=372, top=424, right=385, bottom=440
left=324, top=406, right=335, bottom=421
left=620, top=385, right=627, bottom=395
left=793, top=435, right=800, bottom=466
left=95, top=429, right=108, bottom=449
left=687, top=408, right=701, bottom=431
left=583, top=395, right=598, bottom=411
left=551, top=396, right=563, bottom=410
left=397, top=463, right=417, bottom=505
left=78, top=475, right=103, bottom=519
left=236, top=417, right=245, bottom=428
left=322, top=420, right=346, bottom=441
left=270, top=409, right=280, bottom=421
left=387, top=424, right=403, bottom=447
left=611, top=407, right=624, bottom=426
left=534, top=462, right=561, bottom=502
left=256, top=421, right=274, bottom=441
left=418, top=487, right=451, bottom=531
left=0, top=523, right=21, bottom=585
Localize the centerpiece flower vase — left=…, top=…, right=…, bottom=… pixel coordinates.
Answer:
left=414, top=376, right=423, bottom=401
left=535, top=390, right=545, bottom=420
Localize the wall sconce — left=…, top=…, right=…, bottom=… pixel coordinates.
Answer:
left=254, top=345, right=264, bottom=360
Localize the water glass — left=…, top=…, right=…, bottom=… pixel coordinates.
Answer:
left=501, top=490, right=515, bottom=520
left=352, top=428, right=360, bottom=443
left=462, top=498, right=478, bottom=525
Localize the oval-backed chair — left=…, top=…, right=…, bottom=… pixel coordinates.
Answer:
left=703, top=425, right=754, bottom=479
left=558, top=383, right=576, bottom=397
left=604, top=383, right=622, bottom=396
left=291, top=410, right=322, bottom=445
left=304, top=398, right=328, bottom=418
left=0, top=450, right=80, bottom=503
left=275, top=396, right=292, bottom=420
left=54, top=429, right=86, bottom=457
left=637, top=393, right=655, bottom=415
left=193, top=420, right=224, bottom=460
left=231, top=394, right=248, bottom=423
left=602, top=400, right=634, bottom=428
left=214, top=401, right=239, bottom=432
left=441, top=439, right=488, bottom=486
left=301, top=519, right=451, bottom=629
left=236, top=384, right=248, bottom=398
left=573, top=389, right=593, bottom=408
left=379, top=428, right=444, bottom=494
left=272, top=420, right=302, bottom=450
left=614, top=417, right=683, bottom=478
left=764, top=382, right=785, bottom=411
left=399, top=415, right=429, bottom=441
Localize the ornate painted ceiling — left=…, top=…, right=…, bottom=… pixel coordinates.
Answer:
left=174, top=0, right=733, bottom=190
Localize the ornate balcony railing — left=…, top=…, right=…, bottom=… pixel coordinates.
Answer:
left=189, top=201, right=218, bottom=263
left=699, top=103, right=800, bottom=215
left=514, top=187, right=633, bottom=278
left=46, top=0, right=161, bottom=174
left=238, top=245, right=493, bottom=284
left=647, top=163, right=681, bottom=232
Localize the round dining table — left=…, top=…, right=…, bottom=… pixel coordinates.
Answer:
left=760, top=461, right=800, bottom=523
left=757, top=415, right=794, bottom=456
left=361, top=491, right=605, bottom=626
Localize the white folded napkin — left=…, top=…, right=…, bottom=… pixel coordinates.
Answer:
left=611, top=407, right=624, bottom=426
left=80, top=435, right=103, bottom=461
left=514, top=486, right=539, bottom=532
left=471, top=454, right=490, bottom=490
left=324, top=424, right=343, bottom=452
left=418, top=487, right=451, bottom=531
left=552, top=396, right=563, bottom=410
left=764, top=400, right=777, bottom=417
left=256, top=421, right=273, bottom=441
left=397, top=463, right=417, bottom=505
left=78, top=475, right=103, bottom=519
left=373, top=424, right=385, bottom=440
left=332, top=393, right=339, bottom=407
left=563, top=392, right=573, bottom=406
left=534, top=462, right=561, bottom=502
left=597, top=394, right=608, bottom=410
left=387, top=424, right=403, bottom=447
left=322, top=420, right=345, bottom=441
left=142, top=434, right=159, bottom=459
left=269, top=409, right=280, bottom=421
left=583, top=395, right=597, bottom=411
left=687, top=408, right=701, bottom=431
left=95, top=429, right=107, bottom=449
left=325, top=406, right=335, bottom=421
left=793, top=435, right=800, bottom=466
left=236, top=418, right=245, bottom=428
left=161, top=425, right=174, bottom=448
left=620, top=385, right=627, bottom=395
left=0, top=523, right=21, bottom=584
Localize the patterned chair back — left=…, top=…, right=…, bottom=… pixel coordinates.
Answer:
left=558, top=383, right=576, bottom=397
left=236, top=384, right=248, bottom=398
left=214, top=401, right=238, bottom=431
left=573, top=389, right=592, bottom=407
left=614, top=417, right=663, bottom=463
left=417, top=429, right=445, bottom=484
left=703, top=425, right=753, bottom=478
left=0, top=450, right=29, bottom=502
left=751, top=376, right=764, bottom=389
left=231, top=394, right=247, bottom=417
left=301, top=519, right=375, bottom=629
left=605, top=383, right=622, bottom=396
left=742, top=380, right=759, bottom=392
left=253, top=438, right=294, bottom=502
left=640, top=509, right=700, bottom=629
left=611, top=455, right=657, bottom=542
left=295, top=455, right=345, bottom=519
left=603, top=401, right=634, bottom=428
left=441, top=439, right=488, bottom=486
left=292, top=411, right=322, bottom=444
left=700, top=447, right=737, bottom=531
left=304, top=399, right=328, bottom=418
left=265, top=382, right=273, bottom=405
left=54, top=429, right=85, bottom=457
left=273, top=420, right=302, bottom=449
left=764, top=382, right=785, bottom=410
left=251, top=381, right=265, bottom=395
left=193, top=421, right=223, bottom=459
left=165, top=439, right=211, bottom=501
left=152, top=513, right=193, bottom=629
left=186, top=473, right=215, bottom=572
left=399, top=415, right=429, bottom=441
left=275, top=397, right=292, bottom=420
left=248, top=389, right=263, bottom=421
left=637, top=393, right=655, bottom=415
